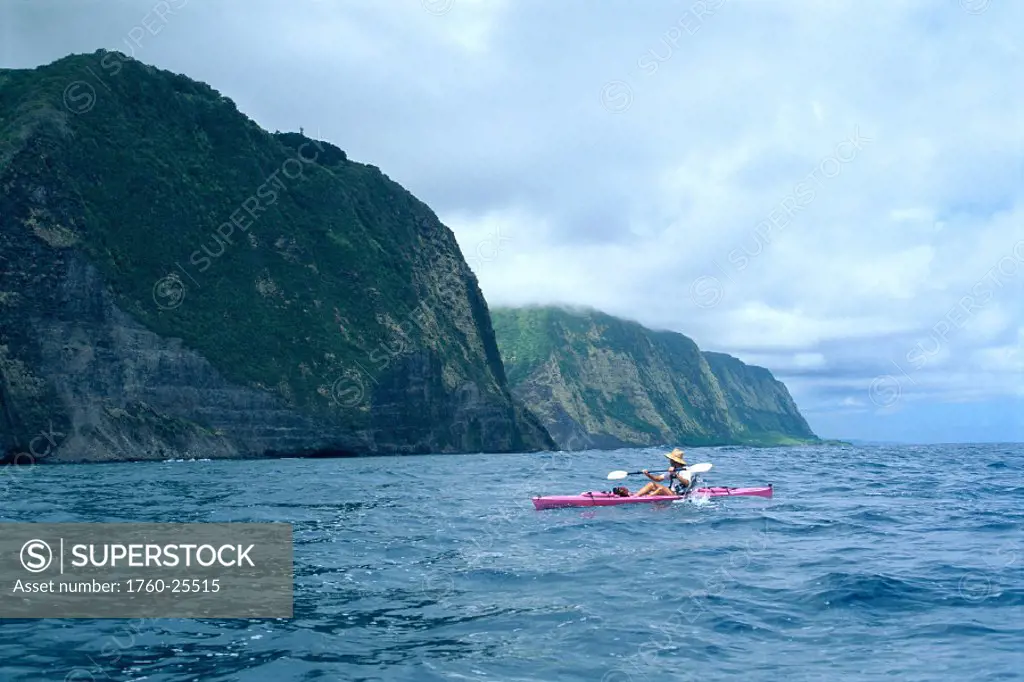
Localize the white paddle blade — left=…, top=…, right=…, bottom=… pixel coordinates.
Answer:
left=686, top=462, right=712, bottom=474
left=607, top=470, right=630, bottom=480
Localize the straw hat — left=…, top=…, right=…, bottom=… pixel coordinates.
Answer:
left=664, top=448, right=687, bottom=466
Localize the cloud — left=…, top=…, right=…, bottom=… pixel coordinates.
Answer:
left=3, top=0, right=1022, bottom=441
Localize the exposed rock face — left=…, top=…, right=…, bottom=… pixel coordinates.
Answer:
left=0, top=51, right=554, bottom=463
left=701, top=351, right=816, bottom=444
left=491, top=306, right=818, bottom=449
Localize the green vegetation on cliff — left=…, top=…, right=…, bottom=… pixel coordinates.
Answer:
left=0, top=51, right=553, bottom=461
left=492, top=306, right=818, bottom=449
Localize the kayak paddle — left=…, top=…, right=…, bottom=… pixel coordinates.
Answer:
left=606, top=462, right=712, bottom=480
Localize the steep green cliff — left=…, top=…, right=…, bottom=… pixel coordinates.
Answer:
left=491, top=306, right=817, bottom=449
left=0, top=51, right=553, bottom=463
left=701, top=351, right=817, bottom=445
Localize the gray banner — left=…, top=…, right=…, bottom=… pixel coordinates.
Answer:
left=0, top=523, right=292, bottom=618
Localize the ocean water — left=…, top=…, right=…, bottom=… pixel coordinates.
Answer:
left=1, top=443, right=1022, bottom=681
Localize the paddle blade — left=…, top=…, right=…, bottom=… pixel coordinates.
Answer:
left=606, top=470, right=629, bottom=480
left=679, top=462, right=711, bottom=484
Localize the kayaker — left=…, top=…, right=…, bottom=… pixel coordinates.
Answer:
left=636, top=448, right=691, bottom=496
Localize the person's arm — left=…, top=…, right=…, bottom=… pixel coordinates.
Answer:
left=642, top=470, right=665, bottom=482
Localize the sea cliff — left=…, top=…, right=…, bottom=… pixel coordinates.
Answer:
left=0, top=51, right=554, bottom=463
left=491, top=306, right=818, bottom=449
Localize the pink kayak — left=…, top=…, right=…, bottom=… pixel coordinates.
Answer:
left=532, top=485, right=772, bottom=510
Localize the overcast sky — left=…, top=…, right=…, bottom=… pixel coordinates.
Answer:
left=3, top=0, right=1022, bottom=442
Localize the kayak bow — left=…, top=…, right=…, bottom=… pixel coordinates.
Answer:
left=531, top=485, right=772, bottom=510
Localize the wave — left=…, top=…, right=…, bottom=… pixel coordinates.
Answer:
left=790, top=571, right=945, bottom=611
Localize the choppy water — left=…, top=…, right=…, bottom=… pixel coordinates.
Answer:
left=1, top=443, right=1022, bottom=681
